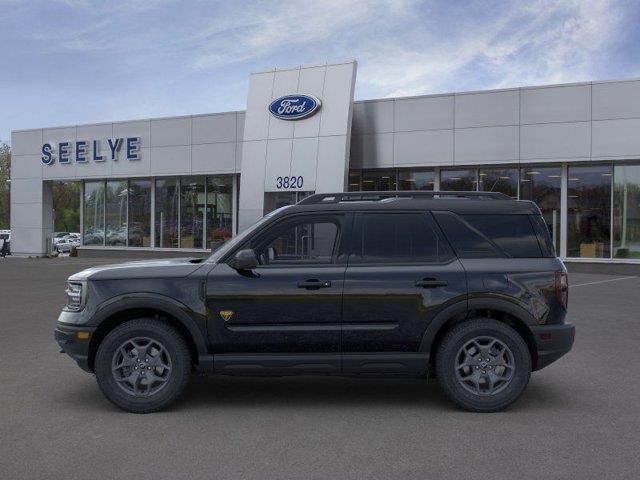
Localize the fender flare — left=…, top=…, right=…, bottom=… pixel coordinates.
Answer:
left=90, top=293, right=209, bottom=357
left=418, top=296, right=536, bottom=353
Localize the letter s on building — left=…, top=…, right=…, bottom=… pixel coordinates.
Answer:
left=41, top=143, right=55, bottom=165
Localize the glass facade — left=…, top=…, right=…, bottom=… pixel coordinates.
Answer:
left=179, top=177, right=205, bottom=249
left=263, top=191, right=313, bottom=215
left=520, top=166, right=561, bottom=254
left=206, top=176, right=233, bottom=249
left=613, top=165, right=640, bottom=259
left=567, top=165, right=612, bottom=258
left=479, top=168, right=518, bottom=198
left=361, top=169, right=397, bottom=191
left=155, top=178, right=180, bottom=248
left=440, top=169, right=477, bottom=191
left=83, top=181, right=105, bottom=245
left=399, top=169, right=435, bottom=190
left=128, top=179, right=152, bottom=247
left=83, top=175, right=235, bottom=249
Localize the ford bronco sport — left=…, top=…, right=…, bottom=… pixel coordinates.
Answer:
left=55, top=191, right=574, bottom=413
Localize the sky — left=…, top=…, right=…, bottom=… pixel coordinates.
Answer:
left=1, top=0, right=639, bottom=144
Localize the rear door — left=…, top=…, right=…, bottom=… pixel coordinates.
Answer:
left=341, top=211, right=467, bottom=374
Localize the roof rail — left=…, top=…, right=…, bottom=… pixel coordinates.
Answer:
left=297, top=190, right=511, bottom=205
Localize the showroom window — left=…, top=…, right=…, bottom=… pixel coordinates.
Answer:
left=206, top=176, right=234, bottom=249
left=520, top=166, right=561, bottom=254
left=398, top=169, right=435, bottom=190
left=613, top=164, right=640, bottom=259
left=361, top=169, right=397, bottom=191
left=348, top=170, right=361, bottom=191
left=155, top=178, right=180, bottom=248
left=105, top=180, right=128, bottom=246
left=128, top=179, right=152, bottom=247
left=478, top=167, right=518, bottom=198
left=440, top=169, right=477, bottom=191
left=180, top=177, right=205, bottom=249
left=83, top=181, right=105, bottom=246
left=263, top=191, right=313, bottom=216
left=567, top=165, right=612, bottom=258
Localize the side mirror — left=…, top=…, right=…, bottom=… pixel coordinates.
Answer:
left=229, top=248, right=258, bottom=271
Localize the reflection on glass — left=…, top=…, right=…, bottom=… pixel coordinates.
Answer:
left=83, top=181, right=105, bottom=245
left=398, top=169, right=435, bottom=190
left=128, top=179, right=151, bottom=247
left=105, top=180, right=128, bottom=246
left=520, top=166, right=561, bottom=254
left=348, top=170, right=361, bottom=191
left=440, top=169, right=477, bottom=191
left=155, top=178, right=179, bottom=248
left=613, top=165, right=640, bottom=259
left=180, top=177, right=205, bottom=248
left=206, top=176, right=233, bottom=249
left=567, top=165, right=612, bottom=258
left=479, top=168, right=518, bottom=198
left=361, top=169, right=397, bottom=191
left=263, top=191, right=313, bottom=215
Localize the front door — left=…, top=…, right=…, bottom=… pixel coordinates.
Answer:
left=206, top=212, right=347, bottom=374
left=341, top=211, right=467, bottom=374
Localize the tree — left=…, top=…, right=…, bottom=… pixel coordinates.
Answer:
left=0, top=142, right=9, bottom=229
left=53, top=181, right=80, bottom=232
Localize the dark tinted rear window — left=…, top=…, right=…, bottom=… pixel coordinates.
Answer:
left=352, top=212, right=453, bottom=263
left=529, top=214, right=556, bottom=257
left=461, top=214, right=543, bottom=258
left=433, top=212, right=501, bottom=258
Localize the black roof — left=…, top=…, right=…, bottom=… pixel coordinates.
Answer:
left=281, top=191, right=540, bottom=215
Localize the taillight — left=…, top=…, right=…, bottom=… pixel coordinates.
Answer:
left=555, top=271, right=568, bottom=310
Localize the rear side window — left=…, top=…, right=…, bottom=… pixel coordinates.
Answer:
left=461, top=214, right=543, bottom=258
left=529, top=214, right=556, bottom=257
left=433, top=212, right=501, bottom=258
left=351, top=212, right=453, bottom=263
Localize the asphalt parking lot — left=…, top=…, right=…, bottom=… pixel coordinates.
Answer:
left=1, top=257, right=639, bottom=480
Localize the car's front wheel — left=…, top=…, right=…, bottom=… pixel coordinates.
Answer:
left=436, top=318, right=531, bottom=412
left=95, top=318, right=192, bottom=413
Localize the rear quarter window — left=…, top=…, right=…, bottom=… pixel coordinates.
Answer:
left=434, top=212, right=545, bottom=258
left=461, top=214, right=543, bottom=258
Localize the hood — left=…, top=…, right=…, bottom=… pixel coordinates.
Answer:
left=68, top=258, right=206, bottom=281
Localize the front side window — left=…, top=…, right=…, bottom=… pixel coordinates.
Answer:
left=251, top=216, right=340, bottom=265
left=352, top=212, right=453, bottom=263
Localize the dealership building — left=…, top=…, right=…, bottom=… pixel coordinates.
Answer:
left=10, top=59, right=640, bottom=263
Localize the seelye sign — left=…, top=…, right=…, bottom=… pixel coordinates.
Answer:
left=41, top=137, right=141, bottom=165
left=268, top=94, right=321, bottom=120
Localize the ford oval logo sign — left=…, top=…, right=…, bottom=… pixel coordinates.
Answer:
left=268, top=94, right=321, bottom=120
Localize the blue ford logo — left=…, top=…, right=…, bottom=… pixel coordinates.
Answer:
left=268, top=94, right=321, bottom=120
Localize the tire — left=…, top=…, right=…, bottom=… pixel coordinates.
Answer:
left=435, top=318, right=531, bottom=412
left=95, top=318, right=192, bottom=413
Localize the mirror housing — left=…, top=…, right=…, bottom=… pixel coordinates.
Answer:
left=229, top=248, right=258, bottom=271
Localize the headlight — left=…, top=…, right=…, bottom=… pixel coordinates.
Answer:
left=65, top=282, right=86, bottom=311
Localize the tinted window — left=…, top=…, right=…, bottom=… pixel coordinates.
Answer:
left=352, top=213, right=453, bottom=263
left=252, top=217, right=339, bottom=265
left=434, top=212, right=501, bottom=258
left=462, top=214, right=543, bottom=258
left=529, top=214, right=555, bottom=257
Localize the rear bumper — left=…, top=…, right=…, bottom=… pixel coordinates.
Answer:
left=530, top=323, right=575, bottom=371
left=54, top=323, right=96, bottom=373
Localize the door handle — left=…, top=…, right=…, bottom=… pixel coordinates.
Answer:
left=415, top=278, right=448, bottom=288
left=297, top=279, right=332, bottom=290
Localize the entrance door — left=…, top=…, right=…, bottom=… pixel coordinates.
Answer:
left=341, top=211, right=467, bottom=374
left=206, top=212, right=347, bottom=374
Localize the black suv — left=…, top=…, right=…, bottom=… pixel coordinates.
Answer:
left=55, top=191, right=574, bottom=413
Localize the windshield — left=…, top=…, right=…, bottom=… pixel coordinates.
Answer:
left=207, top=206, right=291, bottom=263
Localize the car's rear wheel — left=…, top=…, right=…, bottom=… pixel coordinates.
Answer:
left=95, top=318, right=191, bottom=413
left=436, top=318, right=531, bottom=412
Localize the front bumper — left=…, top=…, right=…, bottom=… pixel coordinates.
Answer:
left=54, top=323, right=96, bottom=372
left=530, top=323, right=575, bottom=371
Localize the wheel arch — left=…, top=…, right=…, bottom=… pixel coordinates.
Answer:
left=421, top=298, right=539, bottom=371
left=87, top=295, right=208, bottom=372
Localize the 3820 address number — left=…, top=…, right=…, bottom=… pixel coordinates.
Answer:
left=276, top=176, right=304, bottom=189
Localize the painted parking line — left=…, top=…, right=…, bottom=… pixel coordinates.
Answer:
left=570, top=276, right=637, bottom=288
